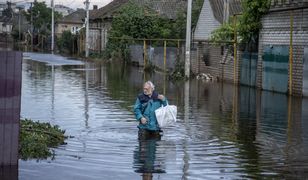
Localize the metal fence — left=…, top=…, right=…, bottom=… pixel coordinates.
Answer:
left=0, top=51, right=22, bottom=166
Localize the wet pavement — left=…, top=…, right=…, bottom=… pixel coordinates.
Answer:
left=19, top=53, right=308, bottom=179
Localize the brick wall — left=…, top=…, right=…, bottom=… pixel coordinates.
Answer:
left=191, top=42, right=223, bottom=78
left=191, top=42, right=241, bottom=83
left=271, top=0, right=308, bottom=9
left=258, top=8, right=308, bottom=96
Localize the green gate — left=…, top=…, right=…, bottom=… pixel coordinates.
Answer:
left=262, top=45, right=289, bottom=93
left=303, top=47, right=308, bottom=97
left=240, top=52, right=258, bottom=87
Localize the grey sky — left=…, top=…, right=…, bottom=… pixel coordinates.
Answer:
left=5, top=0, right=113, bottom=10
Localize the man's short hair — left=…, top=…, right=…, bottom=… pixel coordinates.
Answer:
left=144, top=81, right=155, bottom=91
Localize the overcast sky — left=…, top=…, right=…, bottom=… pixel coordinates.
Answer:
left=5, top=0, right=113, bottom=10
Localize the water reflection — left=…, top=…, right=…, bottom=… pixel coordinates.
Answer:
left=0, top=166, right=18, bottom=180
left=20, top=57, right=308, bottom=179
left=133, top=137, right=165, bottom=179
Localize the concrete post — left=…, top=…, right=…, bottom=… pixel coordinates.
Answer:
left=185, top=0, right=192, bottom=78
left=85, top=0, right=90, bottom=58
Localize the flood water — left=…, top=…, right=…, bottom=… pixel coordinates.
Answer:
left=19, top=53, right=308, bottom=179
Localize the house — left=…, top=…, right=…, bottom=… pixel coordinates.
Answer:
left=54, top=4, right=74, bottom=17
left=192, top=0, right=242, bottom=82
left=0, top=16, right=13, bottom=34
left=88, top=0, right=186, bottom=52
left=0, top=2, right=16, bottom=34
left=56, top=8, right=85, bottom=36
left=257, top=0, right=308, bottom=96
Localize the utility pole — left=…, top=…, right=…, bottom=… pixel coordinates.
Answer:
left=30, top=2, right=33, bottom=51
left=51, top=0, right=54, bottom=53
left=84, top=0, right=90, bottom=58
left=185, top=0, right=192, bottom=79
left=18, top=6, right=22, bottom=41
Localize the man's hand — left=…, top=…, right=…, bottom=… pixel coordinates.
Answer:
left=140, top=117, right=147, bottom=124
left=158, top=94, right=165, bottom=100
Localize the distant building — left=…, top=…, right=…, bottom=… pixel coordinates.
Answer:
left=0, top=16, right=13, bottom=34
left=54, top=4, right=75, bottom=16
left=56, top=9, right=85, bottom=35
left=88, top=0, right=186, bottom=52
left=0, top=2, right=16, bottom=34
left=192, top=0, right=242, bottom=82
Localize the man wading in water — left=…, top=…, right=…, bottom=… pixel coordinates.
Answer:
left=134, top=81, right=167, bottom=139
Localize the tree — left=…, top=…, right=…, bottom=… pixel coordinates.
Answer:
left=238, top=0, right=270, bottom=43
left=210, top=0, right=270, bottom=46
left=2, top=2, right=14, bottom=18
left=24, top=1, right=62, bottom=35
left=173, top=0, right=205, bottom=39
left=56, top=30, right=76, bottom=54
left=105, top=0, right=205, bottom=61
left=109, top=2, right=173, bottom=39
left=106, top=2, right=175, bottom=61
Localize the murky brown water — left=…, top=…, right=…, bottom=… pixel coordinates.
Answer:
left=19, top=53, right=308, bottom=179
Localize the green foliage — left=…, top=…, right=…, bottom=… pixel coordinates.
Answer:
left=173, top=10, right=186, bottom=39
left=110, top=2, right=174, bottom=39
left=11, top=28, right=20, bottom=40
left=24, top=1, right=62, bottom=35
left=209, top=22, right=235, bottom=44
left=169, top=57, right=186, bottom=81
left=144, top=62, right=156, bottom=73
left=173, top=0, right=205, bottom=39
left=106, top=0, right=204, bottom=60
left=57, top=30, right=76, bottom=54
left=210, top=0, right=270, bottom=44
left=106, top=2, right=172, bottom=60
left=19, top=119, right=67, bottom=160
left=239, top=0, right=270, bottom=42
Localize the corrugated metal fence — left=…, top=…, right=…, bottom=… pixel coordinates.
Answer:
left=0, top=51, right=22, bottom=166
left=240, top=52, right=258, bottom=87
left=303, top=47, right=308, bottom=96
left=262, top=45, right=289, bottom=93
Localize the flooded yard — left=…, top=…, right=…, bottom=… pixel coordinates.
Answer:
left=19, top=53, right=308, bottom=179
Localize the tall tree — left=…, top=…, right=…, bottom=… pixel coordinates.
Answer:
left=2, top=2, right=14, bottom=18
left=24, top=1, right=62, bottom=35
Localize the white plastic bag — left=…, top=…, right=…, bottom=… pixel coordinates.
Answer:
left=155, top=104, right=177, bottom=127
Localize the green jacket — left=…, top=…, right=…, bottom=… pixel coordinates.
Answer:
left=134, top=92, right=168, bottom=131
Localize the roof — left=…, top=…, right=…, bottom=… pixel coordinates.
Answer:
left=135, top=0, right=186, bottom=19
left=194, top=0, right=221, bottom=41
left=57, top=9, right=85, bottom=24
left=90, top=0, right=129, bottom=20
left=194, top=0, right=242, bottom=40
left=209, top=0, right=242, bottom=23
left=90, top=0, right=186, bottom=20
left=270, top=0, right=308, bottom=10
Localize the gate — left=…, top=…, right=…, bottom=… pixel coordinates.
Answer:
left=262, top=45, right=289, bottom=93
left=303, top=47, right=308, bottom=97
left=0, top=51, right=22, bottom=166
left=240, top=52, right=258, bottom=87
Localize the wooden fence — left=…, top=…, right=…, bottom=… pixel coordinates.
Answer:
left=0, top=51, right=22, bottom=166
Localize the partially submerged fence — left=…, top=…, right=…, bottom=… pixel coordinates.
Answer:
left=109, top=37, right=186, bottom=72
left=0, top=51, right=22, bottom=166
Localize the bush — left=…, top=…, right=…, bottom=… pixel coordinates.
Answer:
left=19, top=119, right=67, bottom=160
left=57, top=30, right=77, bottom=54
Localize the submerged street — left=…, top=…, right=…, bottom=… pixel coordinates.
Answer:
left=18, top=53, right=308, bottom=179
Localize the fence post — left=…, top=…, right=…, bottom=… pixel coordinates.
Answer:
left=233, top=15, right=238, bottom=84
left=143, top=40, right=147, bottom=70
left=289, top=11, right=294, bottom=96
left=164, top=40, right=167, bottom=72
